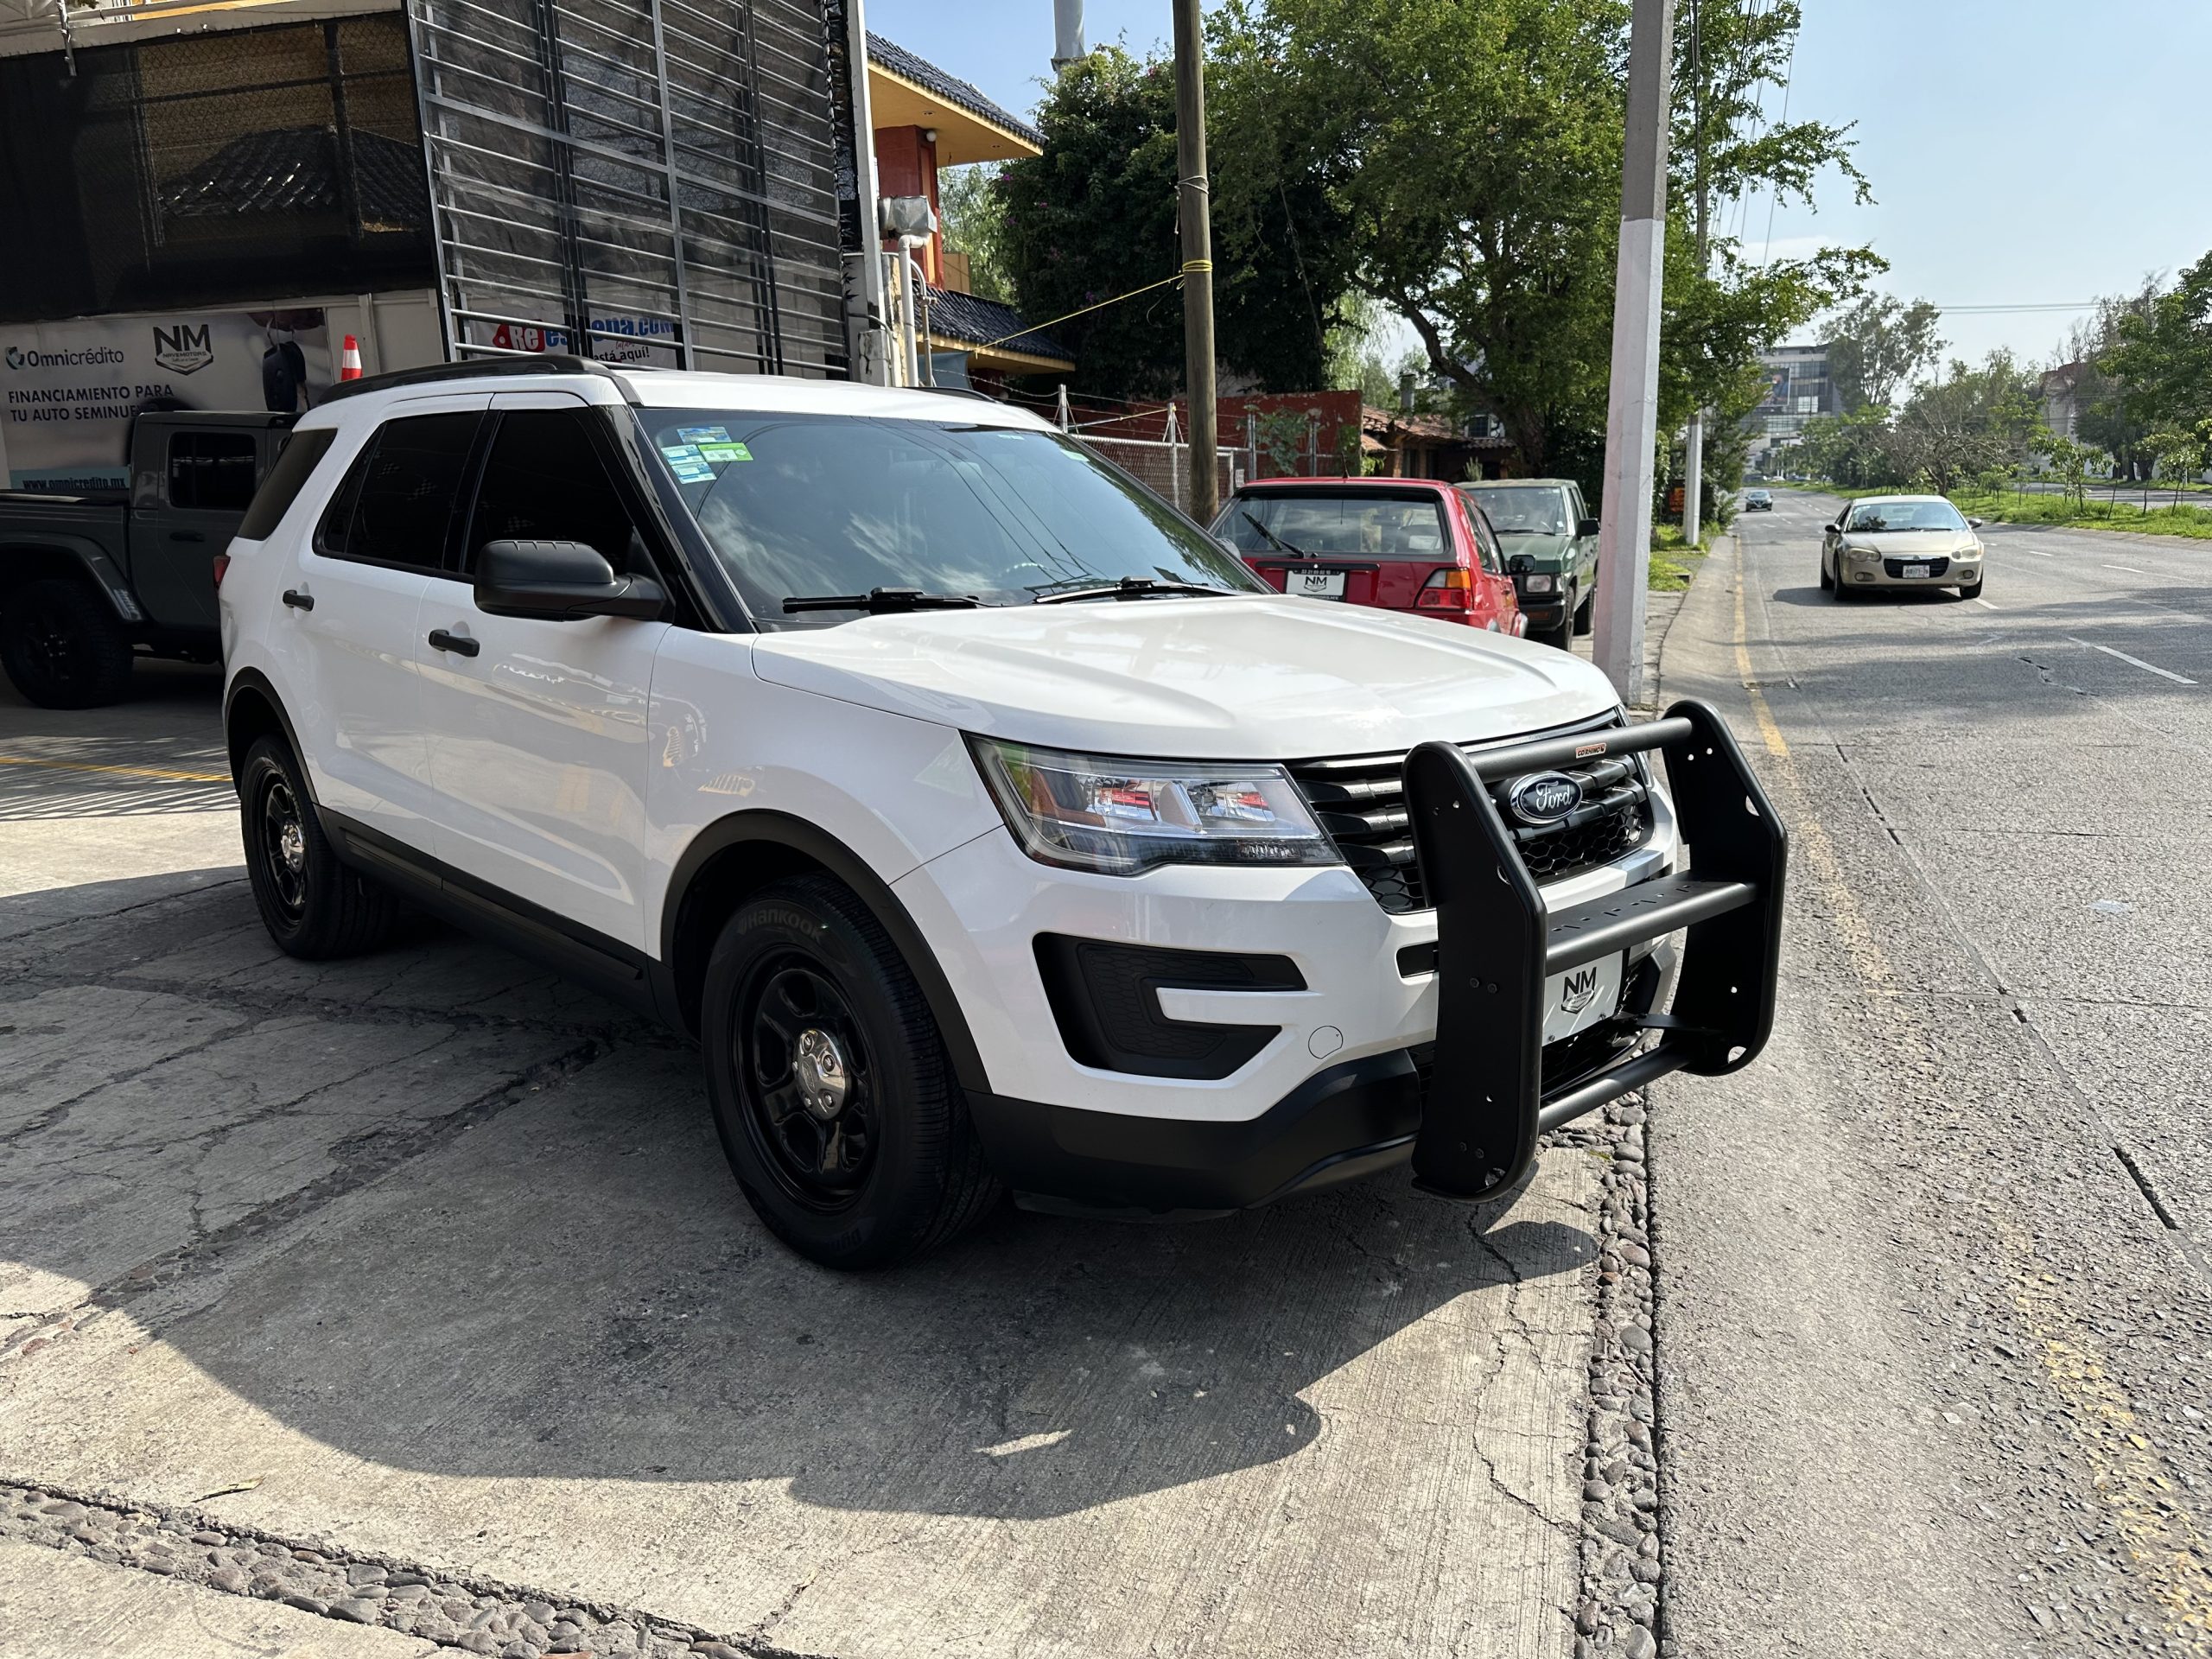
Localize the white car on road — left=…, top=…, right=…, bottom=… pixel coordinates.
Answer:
left=1820, top=494, right=1986, bottom=598
left=218, top=359, right=1785, bottom=1266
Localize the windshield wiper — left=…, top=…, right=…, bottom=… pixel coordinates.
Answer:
left=1033, top=576, right=1230, bottom=605
left=783, top=588, right=982, bottom=615
left=1241, top=511, right=1311, bottom=559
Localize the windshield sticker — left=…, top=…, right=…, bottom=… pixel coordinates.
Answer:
left=697, top=441, right=752, bottom=463
left=675, top=424, right=730, bottom=443
left=660, top=444, right=715, bottom=482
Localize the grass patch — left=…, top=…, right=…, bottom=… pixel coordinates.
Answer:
left=1647, top=523, right=1707, bottom=591
left=1815, top=484, right=2212, bottom=540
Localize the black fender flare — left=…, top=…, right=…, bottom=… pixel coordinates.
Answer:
left=661, top=810, right=992, bottom=1096
left=221, top=667, right=313, bottom=794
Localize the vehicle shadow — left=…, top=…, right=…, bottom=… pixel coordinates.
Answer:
left=3, top=868, right=1599, bottom=1525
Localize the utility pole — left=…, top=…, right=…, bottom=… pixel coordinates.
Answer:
left=1592, top=0, right=1675, bottom=703
left=1172, top=0, right=1218, bottom=525
left=1681, top=0, right=1706, bottom=551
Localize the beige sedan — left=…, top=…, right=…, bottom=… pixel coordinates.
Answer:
left=1819, top=495, right=1986, bottom=599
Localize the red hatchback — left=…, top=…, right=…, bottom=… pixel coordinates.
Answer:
left=1211, top=478, right=1524, bottom=633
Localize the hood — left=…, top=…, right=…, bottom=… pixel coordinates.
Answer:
left=750, top=594, right=1620, bottom=760
left=1496, top=531, right=1574, bottom=569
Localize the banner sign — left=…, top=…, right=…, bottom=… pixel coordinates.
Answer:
left=0, top=309, right=331, bottom=491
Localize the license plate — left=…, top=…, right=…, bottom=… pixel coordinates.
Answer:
left=1288, top=569, right=1346, bottom=600
left=1543, top=951, right=1625, bottom=1043
left=1900, top=563, right=1929, bottom=579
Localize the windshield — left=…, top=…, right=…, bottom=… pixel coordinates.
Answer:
left=1461, top=486, right=1568, bottom=536
left=1844, top=499, right=1967, bottom=533
left=638, top=410, right=1263, bottom=625
left=1215, top=492, right=1451, bottom=560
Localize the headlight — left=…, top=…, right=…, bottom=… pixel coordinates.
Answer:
left=969, top=737, right=1338, bottom=875
left=1520, top=573, right=1557, bottom=594
left=1843, top=544, right=1877, bottom=559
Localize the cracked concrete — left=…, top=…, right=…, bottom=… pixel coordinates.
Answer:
left=3, top=668, right=1609, bottom=1657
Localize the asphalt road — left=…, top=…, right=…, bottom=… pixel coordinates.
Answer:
left=1651, top=493, right=2212, bottom=1656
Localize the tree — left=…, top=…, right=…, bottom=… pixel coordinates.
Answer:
left=2104, top=251, right=2212, bottom=460
left=1824, top=296, right=1944, bottom=412
left=2068, top=276, right=2165, bottom=479
left=936, top=164, right=1015, bottom=303
left=991, top=47, right=1357, bottom=397
left=1205, top=0, right=1877, bottom=487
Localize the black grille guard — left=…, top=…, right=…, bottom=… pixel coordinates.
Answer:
left=1403, top=697, right=1786, bottom=1200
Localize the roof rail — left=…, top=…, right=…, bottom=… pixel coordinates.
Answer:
left=319, top=353, right=620, bottom=404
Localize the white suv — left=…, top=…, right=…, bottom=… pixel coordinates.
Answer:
left=219, top=359, right=1786, bottom=1267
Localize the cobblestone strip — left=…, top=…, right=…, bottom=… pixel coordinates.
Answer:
left=0, top=1478, right=774, bottom=1659
left=1560, top=1096, right=1662, bottom=1659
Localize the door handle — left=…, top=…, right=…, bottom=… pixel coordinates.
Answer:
left=169, top=530, right=206, bottom=543
left=427, top=628, right=480, bottom=658
left=282, top=589, right=315, bottom=611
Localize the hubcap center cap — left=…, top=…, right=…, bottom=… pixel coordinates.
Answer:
left=278, top=823, right=305, bottom=873
left=792, top=1027, right=849, bottom=1121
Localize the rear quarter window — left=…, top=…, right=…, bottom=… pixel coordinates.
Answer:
left=236, top=429, right=337, bottom=541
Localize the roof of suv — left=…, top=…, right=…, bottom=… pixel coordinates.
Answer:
left=312, top=355, right=1052, bottom=431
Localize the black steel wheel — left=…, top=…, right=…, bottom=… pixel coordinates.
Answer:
left=238, top=735, right=401, bottom=959
left=0, top=578, right=134, bottom=709
left=738, top=957, right=879, bottom=1208
left=702, top=874, right=1001, bottom=1268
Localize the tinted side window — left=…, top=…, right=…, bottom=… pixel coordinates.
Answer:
left=1469, top=510, right=1503, bottom=574
left=237, top=429, right=335, bottom=540
left=321, top=412, right=481, bottom=572
left=168, top=431, right=259, bottom=512
left=466, top=409, right=639, bottom=572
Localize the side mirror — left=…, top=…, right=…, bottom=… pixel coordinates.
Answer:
left=1967, top=517, right=1985, bottom=529
left=475, top=538, right=665, bottom=620
left=1507, top=552, right=1535, bottom=575
left=1575, top=517, right=1600, bottom=539
left=1827, top=520, right=1842, bottom=533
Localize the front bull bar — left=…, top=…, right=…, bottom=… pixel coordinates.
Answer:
left=1403, top=698, right=1787, bottom=1201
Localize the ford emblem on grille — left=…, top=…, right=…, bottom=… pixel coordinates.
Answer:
left=1506, top=770, right=1584, bottom=825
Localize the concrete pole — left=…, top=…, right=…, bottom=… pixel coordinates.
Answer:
left=1592, top=0, right=1675, bottom=704
left=1052, top=0, right=1087, bottom=67
left=1681, top=0, right=1706, bottom=550
left=1172, top=0, right=1219, bottom=526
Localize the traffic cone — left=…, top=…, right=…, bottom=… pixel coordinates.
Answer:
left=339, top=334, right=363, bottom=380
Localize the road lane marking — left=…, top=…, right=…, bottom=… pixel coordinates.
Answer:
left=1971, top=597, right=1999, bottom=610
left=2102, top=563, right=2149, bottom=575
left=1731, top=537, right=2212, bottom=1646
left=2066, top=638, right=2198, bottom=686
left=2023, top=549, right=2052, bottom=557
left=0, top=753, right=231, bottom=783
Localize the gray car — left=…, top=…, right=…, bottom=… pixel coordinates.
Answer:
left=1820, top=494, right=1986, bottom=600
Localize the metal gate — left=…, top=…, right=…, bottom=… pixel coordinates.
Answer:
left=403, top=0, right=865, bottom=375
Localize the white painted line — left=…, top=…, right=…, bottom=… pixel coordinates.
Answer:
left=2022, top=548, right=2052, bottom=557
left=2101, top=563, right=2148, bottom=575
left=1971, top=597, right=1999, bottom=610
left=2067, top=636, right=2198, bottom=685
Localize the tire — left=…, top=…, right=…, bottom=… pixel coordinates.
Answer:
left=1530, top=594, right=1572, bottom=650
left=1955, top=573, right=1983, bottom=601
left=0, top=577, right=134, bottom=709
left=702, top=874, right=1002, bottom=1268
left=1818, top=556, right=1834, bottom=592
left=238, top=735, right=401, bottom=959
left=1830, top=556, right=1855, bottom=600
left=1573, top=582, right=1594, bottom=635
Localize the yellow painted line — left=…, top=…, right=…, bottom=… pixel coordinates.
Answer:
left=1731, top=537, right=2212, bottom=1645
left=0, top=753, right=229, bottom=784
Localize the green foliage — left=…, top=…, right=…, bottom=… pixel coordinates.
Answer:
left=936, top=164, right=1015, bottom=303
left=1791, top=351, right=2044, bottom=495
left=2104, top=251, right=2212, bottom=461
left=991, top=47, right=1357, bottom=397
left=1206, top=0, right=1877, bottom=486
left=1823, top=296, right=1944, bottom=412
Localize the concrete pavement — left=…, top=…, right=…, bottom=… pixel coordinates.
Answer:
left=0, top=666, right=1610, bottom=1656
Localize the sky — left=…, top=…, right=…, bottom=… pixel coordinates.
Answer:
left=865, top=0, right=2212, bottom=374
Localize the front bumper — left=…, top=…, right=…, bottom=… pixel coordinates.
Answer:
left=1839, top=550, right=1982, bottom=588
left=931, top=701, right=1783, bottom=1216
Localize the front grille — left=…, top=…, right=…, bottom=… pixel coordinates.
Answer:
left=1882, top=555, right=1950, bottom=578
left=1288, top=723, right=1653, bottom=913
